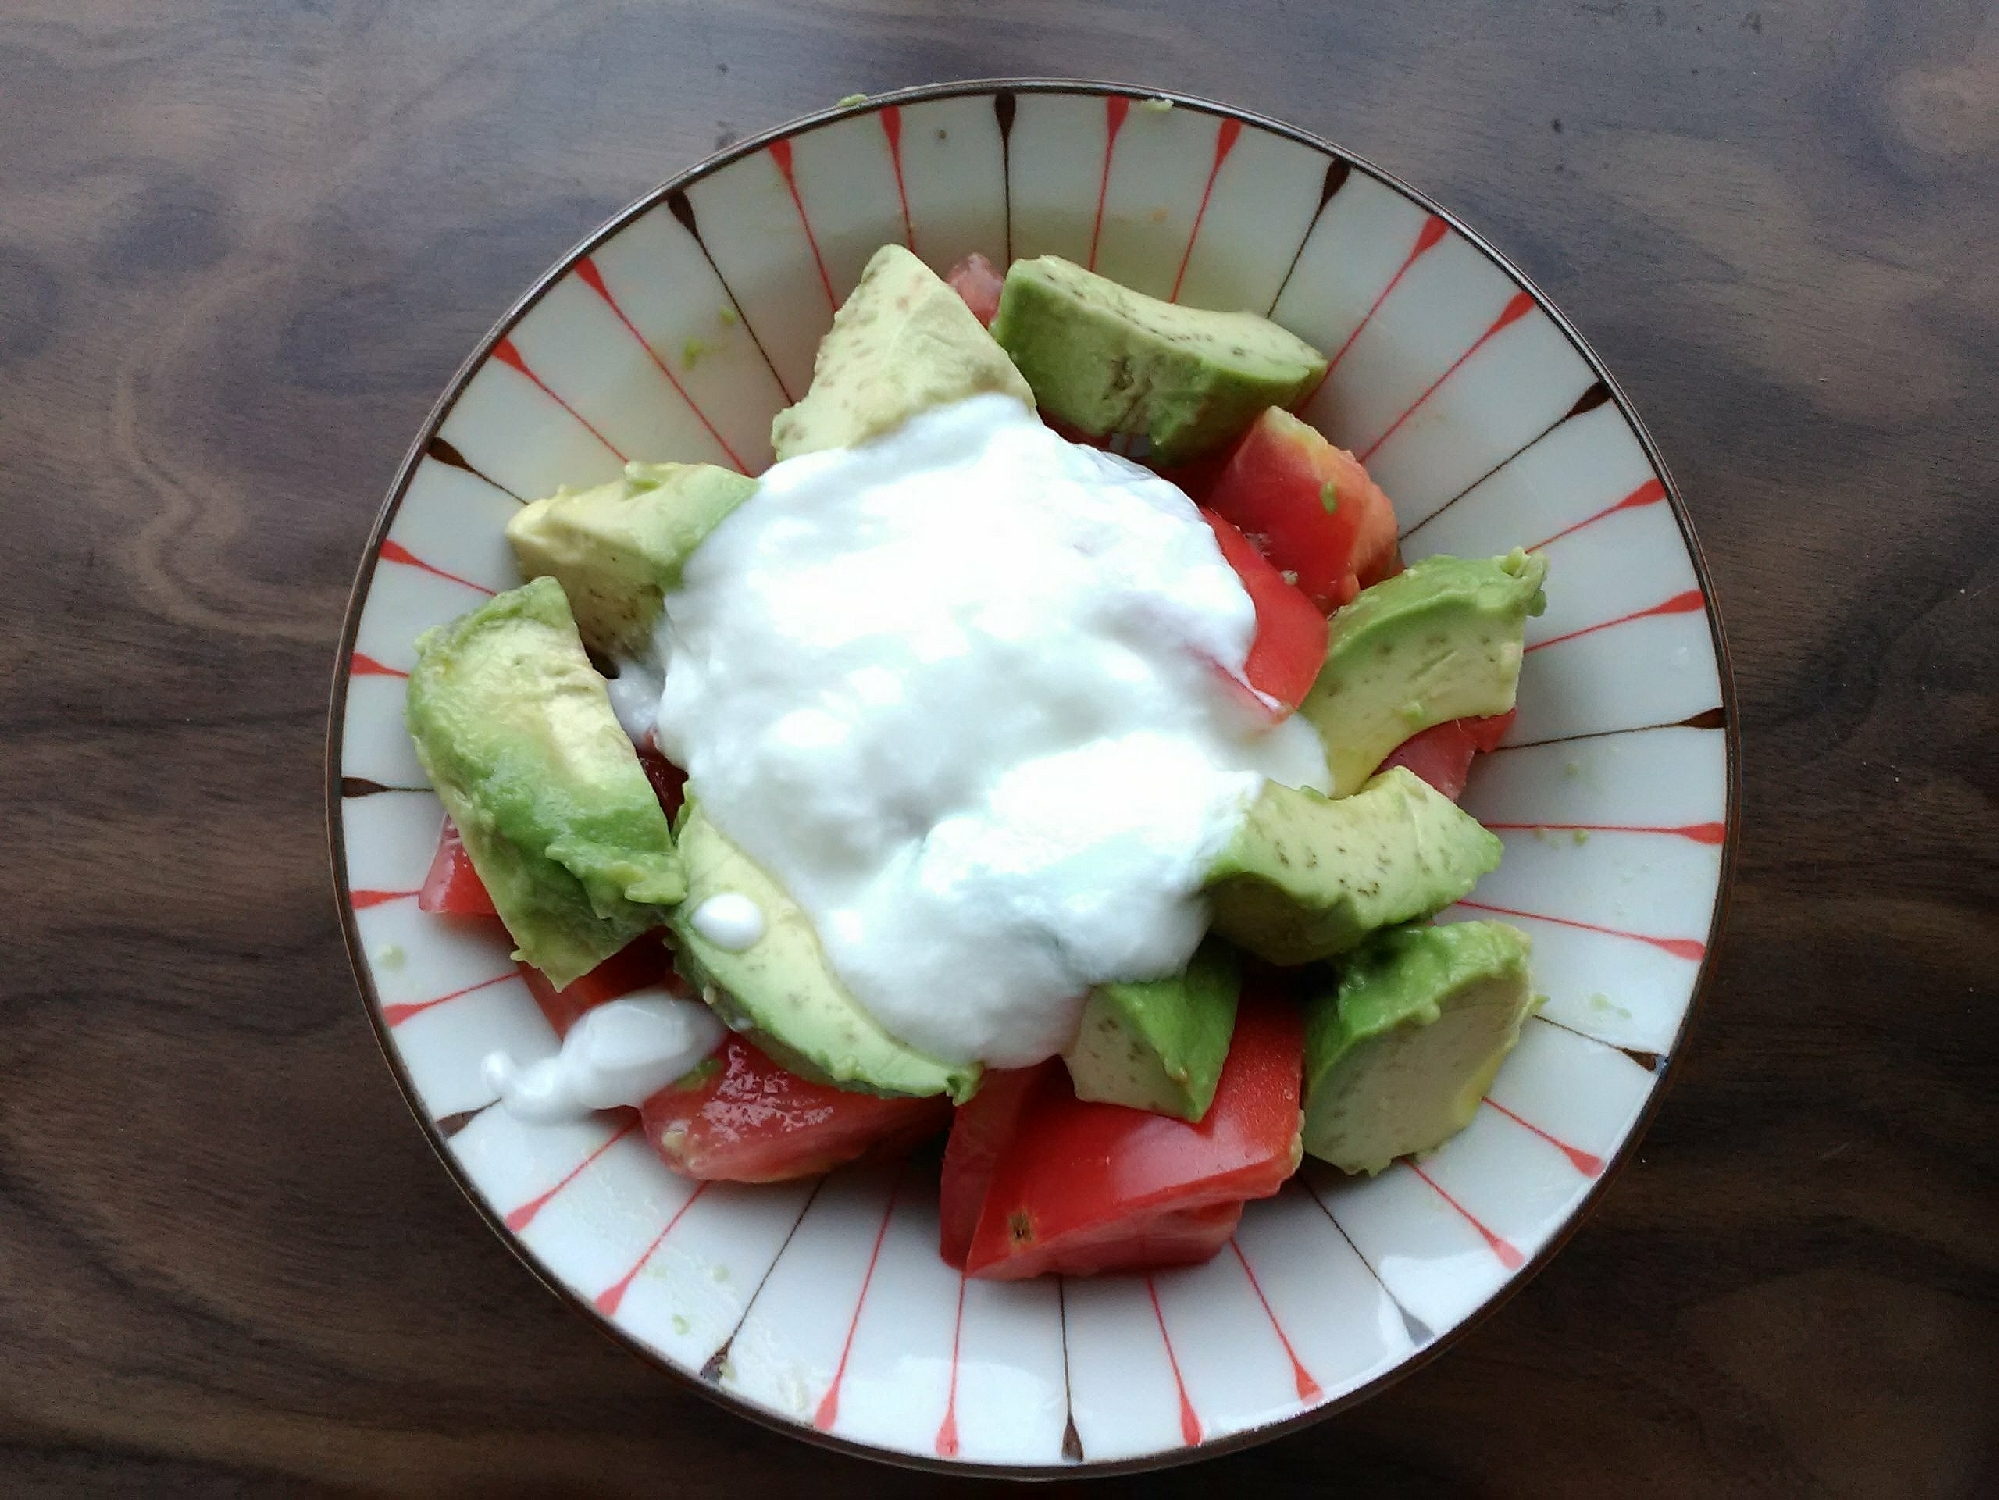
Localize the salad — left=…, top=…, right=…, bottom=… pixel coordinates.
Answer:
left=403, top=244, right=1551, bottom=1281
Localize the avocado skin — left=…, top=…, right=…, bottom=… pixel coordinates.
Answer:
left=506, top=462, right=756, bottom=658
left=405, top=577, right=686, bottom=987
left=1204, top=767, right=1502, bottom=966
left=770, top=243, right=1035, bottom=461
left=1300, top=921, right=1536, bottom=1175
left=669, top=804, right=980, bottom=1103
left=990, top=255, right=1327, bottom=464
left=1062, top=942, right=1241, bottom=1122
left=1304, top=550, right=1549, bottom=796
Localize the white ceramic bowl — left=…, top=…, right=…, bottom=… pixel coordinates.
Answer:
left=329, top=80, right=1736, bottom=1475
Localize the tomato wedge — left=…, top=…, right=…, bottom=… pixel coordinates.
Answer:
left=961, top=993, right=1303, bottom=1280
left=945, top=252, right=1005, bottom=327
left=518, top=938, right=672, bottom=1037
left=939, top=1065, right=1050, bottom=1269
left=1201, top=508, right=1329, bottom=717
left=1206, top=408, right=1402, bottom=610
left=636, top=743, right=688, bottom=821
left=1379, top=708, right=1517, bottom=802
left=417, top=820, right=498, bottom=917
left=641, top=1033, right=950, bottom=1183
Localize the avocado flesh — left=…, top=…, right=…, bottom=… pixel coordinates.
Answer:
left=1304, top=550, right=1549, bottom=797
left=1204, top=767, right=1502, bottom=966
left=1302, top=921, right=1536, bottom=1175
left=770, top=243, right=1036, bottom=461
left=506, top=461, right=756, bottom=658
left=1062, top=943, right=1241, bottom=1122
left=990, top=255, right=1327, bottom=464
left=405, top=577, right=686, bottom=988
left=669, top=804, right=980, bottom=1102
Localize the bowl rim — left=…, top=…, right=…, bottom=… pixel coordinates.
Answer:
left=325, top=74, right=1741, bottom=1479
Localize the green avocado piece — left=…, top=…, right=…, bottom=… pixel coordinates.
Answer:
left=1303, top=550, right=1549, bottom=796
left=989, top=255, right=1327, bottom=464
left=505, top=461, right=756, bottom=658
left=770, top=243, right=1035, bottom=461
left=405, top=578, right=686, bottom=987
left=669, top=803, right=980, bottom=1102
left=1062, top=943, right=1241, bottom=1122
left=1301, top=921, right=1537, bottom=1175
left=1204, top=767, right=1503, bottom=966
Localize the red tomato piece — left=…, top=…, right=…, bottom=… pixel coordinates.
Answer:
left=518, top=938, right=671, bottom=1038
left=963, top=993, right=1304, bottom=1280
left=1206, top=408, right=1403, bottom=610
left=641, top=1034, right=951, bottom=1183
left=416, top=820, right=498, bottom=917
left=1200, top=508, right=1330, bottom=717
left=991, top=1198, right=1245, bottom=1279
left=945, top=252, right=1005, bottom=326
left=1379, top=709, right=1518, bottom=802
left=939, top=1065, right=1054, bottom=1269
left=636, top=743, right=688, bottom=821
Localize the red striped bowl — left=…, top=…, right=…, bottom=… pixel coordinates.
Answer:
left=329, top=79, right=1737, bottom=1475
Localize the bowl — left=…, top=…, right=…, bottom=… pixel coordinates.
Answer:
left=328, top=79, right=1736, bottom=1475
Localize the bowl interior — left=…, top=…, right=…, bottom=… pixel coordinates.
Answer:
left=332, top=81, right=1731, bottom=1474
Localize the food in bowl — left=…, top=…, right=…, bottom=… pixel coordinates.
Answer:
left=403, top=242, right=1554, bottom=1281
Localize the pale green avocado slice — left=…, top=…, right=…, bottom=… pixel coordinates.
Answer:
left=506, top=461, right=756, bottom=658
left=405, top=577, right=686, bottom=988
left=1301, top=920, right=1537, bottom=1175
left=669, top=803, right=980, bottom=1102
left=990, top=254, right=1327, bottom=464
left=770, top=243, right=1035, bottom=462
left=1304, top=549, right=1548, bottom=797
left=1062, top=942, right=1241, bottom=1123
left=1204, top=767, right=1502, bottom=966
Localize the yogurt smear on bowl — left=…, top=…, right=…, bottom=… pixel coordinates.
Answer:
left=645, top=394, right=1326, bottom=1068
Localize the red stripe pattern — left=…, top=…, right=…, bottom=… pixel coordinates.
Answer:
left=1529, top=477, right=1667, bottom=551
left=1229, top=1239, right=1322, bottom=1402
left=490, top=337, right=627, bottom=462
left=1482, top=1099, right=1605, bottom=1177
left=503, top=1120, right=636, bottom=1232
left=1144, top=1275, right=1203, bottom=1446
left=1085, top=95, right=1132, bottom=272
left=1526, top=589, right=1706, bottom=652
left=350, top=888, right=415, bottom=910
left=381, top=969, right=513, bottom=1027
left=1408, top=1162, right=1525, bottom=1270
left=769, top=139, right=837, bottom=311
left=350, top=653, right=406, bottom=679
left=1357, top=290, right=1537, bottom=462
left=1324, top=214, right=1450, bottom=378
left=934, top=1270, right=968, bottom=1457
left=572, top=256, right=748, bottom=472
left=879, top=106, right=914, bottom=253
left=1455, top=899, right=1708, bottom=962
left=1168, top=117, right=1243, bottom=302
left=380, top=539, right=495, bottom=595
left=812, top=1173, right=903, bottom=1431
left=594, top=1180, right=711, bottom=1315
left=1484, top=820, right=1726, bottom=845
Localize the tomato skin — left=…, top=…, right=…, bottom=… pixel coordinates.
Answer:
left=939, top=1065, right=1057, bottom=1269
left=1001, top=1198, right=1244, bottom=1279
left=1379, top=708, right=1517, bottom=802
left=518, top=938, right=672, bottom=1037
left=636, top=744, right=688, bottom=821
left=417, top=821, right=498, bottom=917
left=1206, top=408, right=1402, bottom=609
left=945, top=252, right=1005, bottom=327
left=963, top=993, right=1304, bottom=1280
left=641, top=1033, right=951, bottom=1183
left=1200, top=509, right=1330, bottom=717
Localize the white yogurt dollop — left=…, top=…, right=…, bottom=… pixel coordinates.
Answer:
left=652, top=394, right=1327, bottom=1068
left=690, top=892, right=766, bottom=951
left=485, top=988, right=724, bottom=1121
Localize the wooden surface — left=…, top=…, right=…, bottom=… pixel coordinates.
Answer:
left=2, top=1, right=1993, bottom=1493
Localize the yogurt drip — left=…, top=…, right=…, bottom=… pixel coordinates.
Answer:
left=651, top=394, right=1327, bottom=1068
left=485, top=989, right=724, bottom=1121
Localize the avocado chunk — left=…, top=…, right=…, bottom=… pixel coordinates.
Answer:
left=506, top=461, right=756, bottom=657
left=669, top=803, right=979, bottom=1102
left=1062, top=943, right=1241, bottom=1122
left=1301, top=921, right=1537, bottom=1175
left=989, top=255, right=1327, bottom=464
left=405, top=578, right=687, bottom=987
left=770, top=244, right=1035, bottom=461
left=1303, top=550, right=1549, bottom=796
left=1204, top=767, right=1502, bottom=966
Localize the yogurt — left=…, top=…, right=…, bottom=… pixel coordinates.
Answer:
left=485, top=988, right=724, bottom=1121
left=650, top=394, right=1327, bottom=1068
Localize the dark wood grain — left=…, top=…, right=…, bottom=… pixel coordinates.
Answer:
left=2, top=1, right=1993, bottom=1494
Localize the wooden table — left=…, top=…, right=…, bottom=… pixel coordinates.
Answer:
left=4, top=2, right=1992, bottom=1493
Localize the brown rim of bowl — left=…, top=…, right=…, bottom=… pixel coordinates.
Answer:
left=324, top=75, right=1741, bottom=1481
